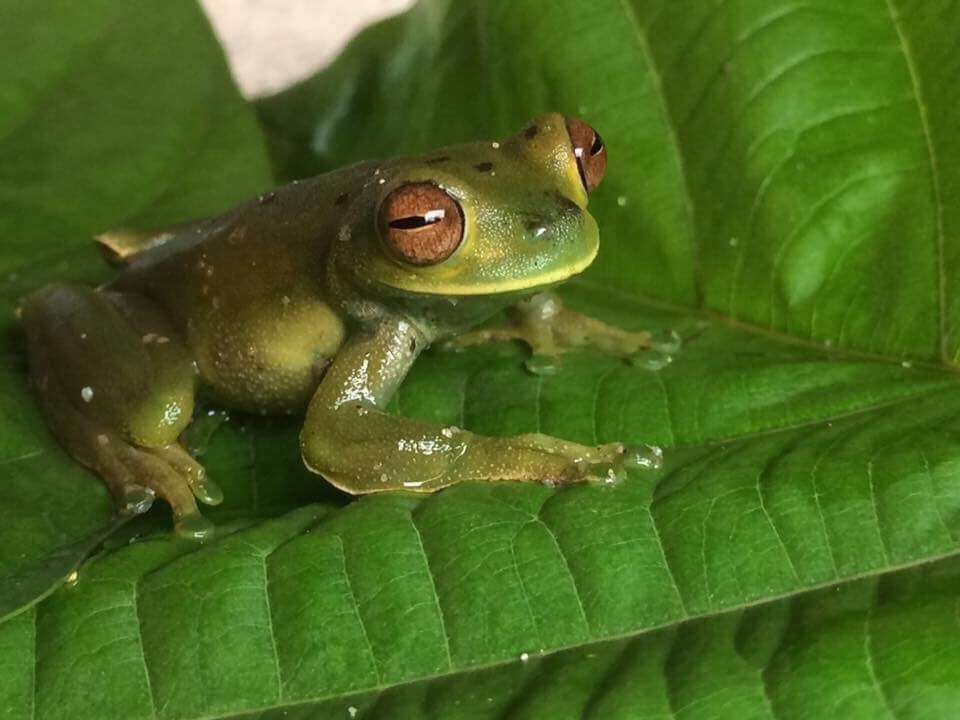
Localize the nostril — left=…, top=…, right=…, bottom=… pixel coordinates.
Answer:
left=524, top=217, right=550, bottom=239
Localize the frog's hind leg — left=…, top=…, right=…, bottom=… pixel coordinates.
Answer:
left=21, top=284, right=219, bottom=540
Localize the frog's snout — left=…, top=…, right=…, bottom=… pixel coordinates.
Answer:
left=521, top=191, right=587, bottom=244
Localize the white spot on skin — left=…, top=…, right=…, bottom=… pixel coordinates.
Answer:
left=378, top=178, right=386, bottom=185
left=335, top=357, right=376, bottom=408
left=403, top=480, right=426, bottom=489
left=441, top=426, right=460, bottom=438
left=729, top=237, right=738, bottom=247
left=162, top=403, right=182, bottom=426
left=97, top=434, right=109, bottom=446
left=617, top=196, right=628, bottom=207
left=142, top=333, right=156, bottom=344
left=492, top=142, right=500, bottom=149
left=902, top=360, right=913, bottom=368
left=81, top=386, right=94, bottom=402
left=520, top=652, right=530, bottom=662
left=281, top=295, right=291, bottom=306
left=348, top=707, right=358, bottom=718
left=156, top=336, right=169, bottom=344
left=80, top=332, right=87, bottom=340
left=379, top=473, right=388, bottom=483
left=65, top=570, right=79, bottom=587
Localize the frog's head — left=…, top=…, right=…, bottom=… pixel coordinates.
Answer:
left=349, top=113, right=607, bottom=297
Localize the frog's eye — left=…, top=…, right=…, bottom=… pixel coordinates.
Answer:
left=378, top=183, right=464, bottom=266
left=566, top=117, right=607, bottom=194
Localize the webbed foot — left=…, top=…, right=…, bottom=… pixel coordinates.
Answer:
left=445, top=292, right=653, bottom=374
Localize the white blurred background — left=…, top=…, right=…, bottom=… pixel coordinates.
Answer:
left=200, top=0, right=416, bottom=97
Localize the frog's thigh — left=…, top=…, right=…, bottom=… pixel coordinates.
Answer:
left=22, top=284, right=215, bottom=539
left=23, top=284, right=194, bottom=446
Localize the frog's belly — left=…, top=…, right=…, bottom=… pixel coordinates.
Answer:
left=190, top=295, right=346, bottom=414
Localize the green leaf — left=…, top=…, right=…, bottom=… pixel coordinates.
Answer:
left=0, top=0, right=272, bottom=253
left=5, top=0, right=960, bottom=718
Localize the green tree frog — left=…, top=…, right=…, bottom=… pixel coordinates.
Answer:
left=21, top=113, right=657, bottom=540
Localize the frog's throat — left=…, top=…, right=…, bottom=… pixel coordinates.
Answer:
left=381, top=241, right=599, bottom=297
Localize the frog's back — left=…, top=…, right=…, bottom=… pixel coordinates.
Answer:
left=106, top=165, right=373, bottom=413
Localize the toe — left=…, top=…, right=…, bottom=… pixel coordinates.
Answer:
left=174, top=513, right=215, bottom=541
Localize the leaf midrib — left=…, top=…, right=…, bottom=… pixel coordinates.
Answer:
left=572, top=278, right=960, bottom=375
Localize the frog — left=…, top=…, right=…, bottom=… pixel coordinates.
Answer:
left=20, top=113, right=656, bottom=540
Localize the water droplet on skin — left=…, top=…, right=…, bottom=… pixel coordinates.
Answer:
left=65, top=570, right=79, bottom=587
left=80, top=386, right=94, bottom=402
left=625, top=444, right=663, bottom=471
left=603, top=467, right=622, bottom=485
left=617, top=196, right=628, bottom=207
left=525, top=354, right=559, bottom=376
left=520, top=652, right=530, bottom=662
left=121, top=484, right=156, bottom=515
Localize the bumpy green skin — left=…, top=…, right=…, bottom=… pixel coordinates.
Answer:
left=21, top=113, right=651, bottom=539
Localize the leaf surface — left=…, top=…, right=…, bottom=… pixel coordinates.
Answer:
left=4, top=0, right=960, bottom=718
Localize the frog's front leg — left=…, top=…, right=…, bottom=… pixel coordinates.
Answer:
left=446, top=291, right=651, bottom=372
left=301, top=317, right=644, bottom=493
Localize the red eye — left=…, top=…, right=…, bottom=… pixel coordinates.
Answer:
left=378, top=183, right=464, bottom=266
left=566, top=117, right=607, bottom=194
